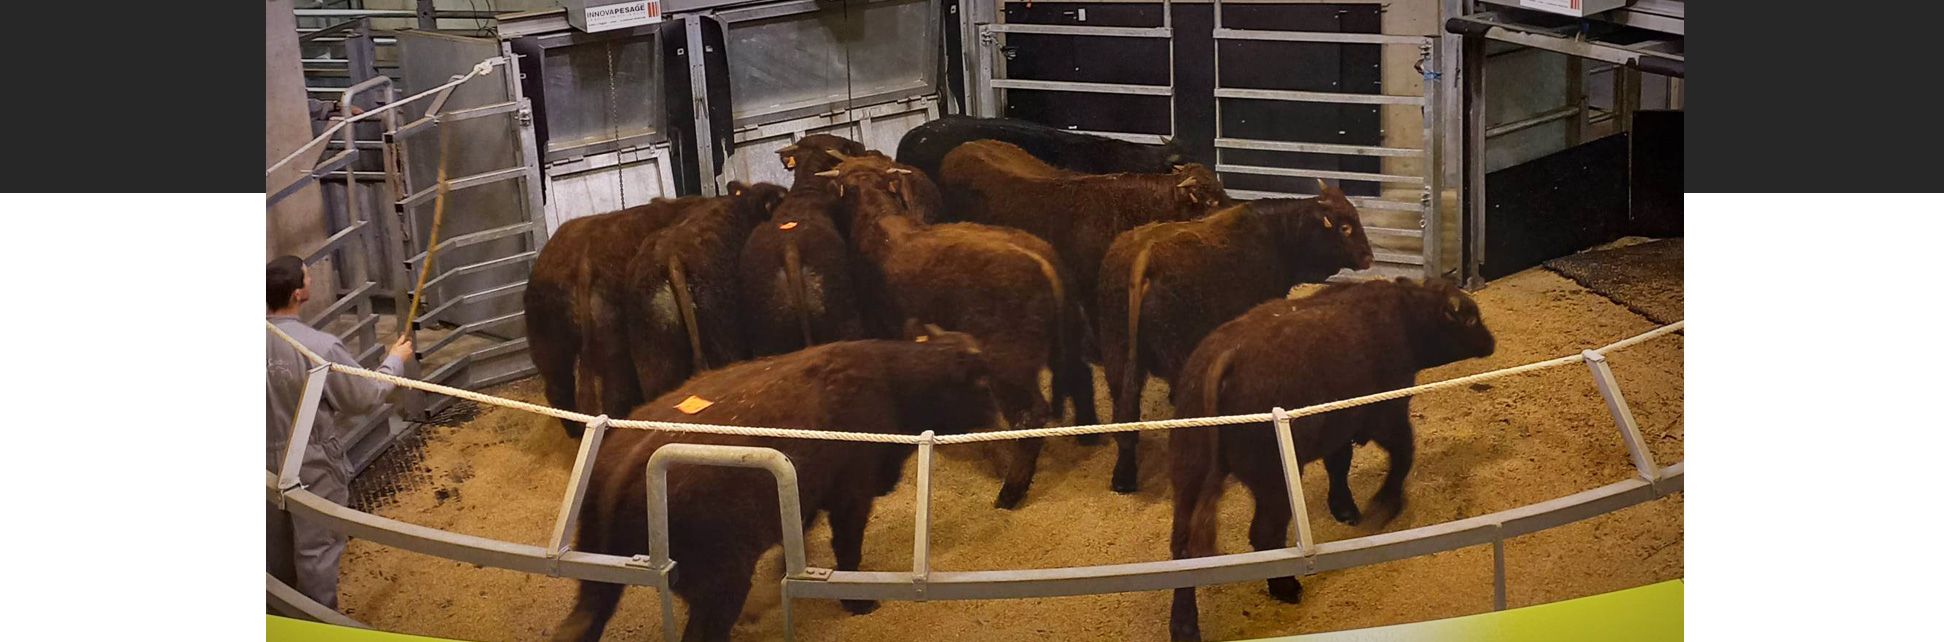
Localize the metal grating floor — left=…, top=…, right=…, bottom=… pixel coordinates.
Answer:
left=349, top=400, right=481, bottom=513
left=1543, top=237, right=1683, bottom=325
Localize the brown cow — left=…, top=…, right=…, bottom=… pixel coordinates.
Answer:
left=525, top=199, right=702, bottom=437
left=1165, top=278, right=1496, bottom=641
left=624, top=181, right=787, bottom=411
left=838, top=158, right=1096, bottom=509
left=776, top=133, right=868, bottom=185
left=937, top=139, right=1231, bottom=310
left=738, top=178, right=866, bottom=358
left=816, top=152, right=943, bottom=237
left=1095, top=184, right=1374, bottom=493
left=551, top=326, right=999, bottom=642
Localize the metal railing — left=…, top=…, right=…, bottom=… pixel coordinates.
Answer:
left=971, top=0, right=1179, bottom=142
left=265, top=317, right=1683, bottom=639
left=1211, top=0, right=1444, bottom=275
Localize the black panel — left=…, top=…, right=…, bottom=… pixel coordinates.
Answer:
left=1629, top=110, right=1683, bottom=238
left=996, top=2, right=1382, bottom=193
left=661, top=18, right=735, bottom=194
left=1482, top=134, right=1631, bottom=281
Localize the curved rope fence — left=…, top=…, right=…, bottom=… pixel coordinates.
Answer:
left=265, top=318, right=1684, bottom=640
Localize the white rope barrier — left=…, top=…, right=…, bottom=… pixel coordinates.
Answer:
left=266, top=57, right=506, bottom=179
left=268, top=319, right=1684, bottom=445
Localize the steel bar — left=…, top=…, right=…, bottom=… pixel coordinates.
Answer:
left=437, top=100, right=522, bottom=123
left=1270, top=408, right=1315, bottom=555
left=304, top=281, right=378, bottom=329
left=403, top=222, right=535, bottom=265
left=268, top=573, right=370, bottom=628
left=1493, top=536, right=1508, bottom=611
left=788, top=466, right=1681, bottom=601
left=301, top=220, right=371, bottom=266
left=647, top=444, right=808, bottom=577
left=1583, top=351, right=1661, bottom=480
left=1214, top=27, right=1432, bottom=47
left=1066, top=129, right=1170, bottom=145
left=1486, top=105, right=1579, bottom=138
left=1216, top=87, right=1424, bottom=106
left=1222, top=189, right=1426, bottom=212
left=416, top=282, right=526, bottom=327
left=686, top=15, right=720, bottom=196
left=276, top=365, right=332, bottom=497
left=419, top=311, right=523, bottom=355
left=1374, top=251, right=1426, bottom=266
left=913, top=431, right=937, bottom=596
left=1216, top=163, right=1424, bottom=185
left=1422, top=40, right=1445, bottom=280
left=989, top=78, right=1173, bottom=96
left=415, top=251, right=538, bottom=294
left=397, top=167, right=528, bottom=208
left=1215, top=137, right=1424, bottom=158
left=294, top=9, right=501, bottom=19
left=986, top=24, right=1170, bottom=38
left=549, top=417, right=611, bottom=561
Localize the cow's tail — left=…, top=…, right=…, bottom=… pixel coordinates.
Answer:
left=1119, top=243, right=1154, bottom=423
left=1187, top=347, right=1239, bottom=556
left=667, top=255, right=708, bottom=370
left=571, top=254, right=599, bottom=413
left=1007, top=242, right=1066, bottom=398
left=782, top=234, right=816, bottom=349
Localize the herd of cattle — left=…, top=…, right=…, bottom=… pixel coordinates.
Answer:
left=519, top=116, right=1499, bottom=642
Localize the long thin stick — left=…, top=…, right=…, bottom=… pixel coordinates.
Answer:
left=402, top=117, right=454, bottom=335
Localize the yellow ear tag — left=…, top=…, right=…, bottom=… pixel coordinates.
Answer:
left=784, top=156, right=797, bottom=169
left=674, top=395, right=714, bottom=415
left=914, top=335, right=929, bottom=343
left=779, top=221, right=799, bottom=231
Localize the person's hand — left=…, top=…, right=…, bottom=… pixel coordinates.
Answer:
left=346, top=104, right=366, bottom=116
left=388, top=334, right=415, bottom=362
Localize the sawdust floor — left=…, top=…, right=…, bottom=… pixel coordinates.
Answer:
left=338, top=266, right=1684, bottom=641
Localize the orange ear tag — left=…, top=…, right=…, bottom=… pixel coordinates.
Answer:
left=779, top=221, right=799, bottom=231
left=914, top=336, right=929, bottom=343
left=674, top=395, right=714, bottom=415
left=784, top=157, right=797, bottom=169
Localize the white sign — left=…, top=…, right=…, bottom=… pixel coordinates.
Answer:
left=584, top=0, right=662, bottom=32
left=1519, top=0, right=1578, bottom=11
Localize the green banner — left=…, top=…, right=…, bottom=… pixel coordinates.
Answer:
left=269, top=579, right=1681, bottom=641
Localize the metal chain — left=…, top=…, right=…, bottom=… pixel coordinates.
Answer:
left=606, top=40, right=627, bottom=207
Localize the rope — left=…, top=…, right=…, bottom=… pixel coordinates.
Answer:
left=267, top=319, right=1684, bottom=445
left=401, top=119, right=456, bottom=332
left=268, top=57, right=503, bottom=179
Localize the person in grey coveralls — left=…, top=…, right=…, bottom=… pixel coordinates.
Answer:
left=265, top=255, right=413, bottom=610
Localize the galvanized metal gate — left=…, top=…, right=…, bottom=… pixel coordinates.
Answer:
left=967, top=0, right=1451, bottom=278
left=392, top=32, right=549, bottom=411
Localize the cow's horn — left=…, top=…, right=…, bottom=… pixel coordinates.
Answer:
left=1314, top=178, right=1329, bottom=192
left=1177, top=176, right=1198, bottom=188
left=815, top=169, right=840, bottom=177
left=778, top=144, right=799, bottom=154
left=889, top=167, right=913, bottom=174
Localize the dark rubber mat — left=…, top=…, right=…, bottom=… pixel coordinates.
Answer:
left=1543, top=238, right=1684, bottom=325
left=349, top=401, right=479, bottom=513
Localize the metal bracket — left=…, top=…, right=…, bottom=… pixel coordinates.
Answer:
left=801, top=567, right=833, bottom=580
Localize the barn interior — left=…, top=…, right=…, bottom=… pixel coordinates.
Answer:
left=267, top=0, right=1683, bottom=639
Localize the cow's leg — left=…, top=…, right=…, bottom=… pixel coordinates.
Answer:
left=993, top=365, right=1052, bottom=510
left=827, top=494, right=880, bottom=615
left=1244, top=477, right=1304, bottom=603
left=551, top=581, right=625, bottom=642
left=527, top=318, right=584, bottom=437
left=677, top=567, right=755, bottom=642
left=1365, top=409, right=1417, bottom=529
left=1168, top=429, right=1225, bottom=642
left=1324, top=445, right=1361, bottom=525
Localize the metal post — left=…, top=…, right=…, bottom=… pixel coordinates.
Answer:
left=684, top=16, right=720, bottom=196
left=1583, top=351, right=1660, bottom=480
left=646, top=444, right=807, bottom=576
left=548, top=416, right=611, bottom=563
left=1461, top=33, right=1487, bottom=289
left=416, top=0, right=438, bottom=31
left=974, top=24, right=998, bottom=118
left=503, top=40, right=552, bottom=248
left=277, top=365, right=333, bottom=500
left=657, top=578, right=679, bottom=642
left=1492, top=534, right=1507, bottom=611
left=913, top=430, right=936, bottom=598
left=1421, top=41, right=1444, bottom=279
left=1269, top=408, right=1315, bottom=555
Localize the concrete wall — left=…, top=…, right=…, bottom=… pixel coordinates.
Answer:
left=268, top=0, right=341, bottom=314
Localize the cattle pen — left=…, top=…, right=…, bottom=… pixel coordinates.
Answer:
left=268, top=2, right=1684, bottom=638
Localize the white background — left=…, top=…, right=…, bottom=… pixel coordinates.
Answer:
left=0, top=193, right=1937, bottom=639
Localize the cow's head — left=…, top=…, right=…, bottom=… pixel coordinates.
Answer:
left=779, top=134, right=868, bottom=179
left=1303, top=179, right=1374, bottom=272
left=726, top=180, right=788, bottom=222
left=898, top=320, right=999, bottom=435
left=1410, top=277, right=1495, bottom=367
left=1156, top=136, right=1190, bottom=168
left=1170, top=163, right=1231, bottom=212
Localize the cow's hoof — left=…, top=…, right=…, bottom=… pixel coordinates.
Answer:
left=1266, top=577, right=1304, bottom=604
left=1329, top=502, right=1362, bottom=526
left=1076, top=434, right=1104, bottom=446
left=994, top=486, right=1027, bottom=510
left=841, top=599, right=880, bottom=616
left=1111, top=472, right=1139, bottom=494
